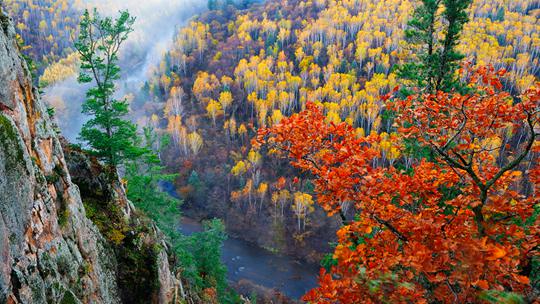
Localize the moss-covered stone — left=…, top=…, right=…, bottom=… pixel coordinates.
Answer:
left=116, top=234, right=160, bottom=304
left=82, top=193, right=161, bottom=303
left=37, top=251, right=56, bottom=278
left=45, top=164, right=63, bottom=184
left=0, top=114, right=25, bottom=169
left=65, top=145, right=165, bottom=303
left=59, top=290, right=80, bottom=304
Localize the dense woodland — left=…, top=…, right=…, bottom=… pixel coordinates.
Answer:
left=2, top=0, right=539, bottom=303
left=145, top=0, right=540, bottom=271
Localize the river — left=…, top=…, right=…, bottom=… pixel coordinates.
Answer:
left=179, top=217, right=319, bottom=300
left=160, top=182, right=319, bottom=300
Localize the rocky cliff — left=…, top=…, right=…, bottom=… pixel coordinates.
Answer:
left=0, top=8, right=182, bottom=304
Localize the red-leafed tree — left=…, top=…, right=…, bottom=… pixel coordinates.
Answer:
left=256, top=67, right=539, bottom=303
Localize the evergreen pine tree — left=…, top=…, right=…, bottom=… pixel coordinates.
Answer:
left=397, top=0, right=472, bottom=93
left=75, top=9, right=143, bottom=172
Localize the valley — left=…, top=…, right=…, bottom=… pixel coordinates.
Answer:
left=1, top=0, right=539, bottom=303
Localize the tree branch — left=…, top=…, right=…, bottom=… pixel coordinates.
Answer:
left=485, top=111, right=537, bottom=189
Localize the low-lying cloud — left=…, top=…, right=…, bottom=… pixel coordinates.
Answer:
left=44, top=0, right=207, bottom=142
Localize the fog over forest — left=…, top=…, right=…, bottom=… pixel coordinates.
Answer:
left=44, top=0, right=207, bottom=141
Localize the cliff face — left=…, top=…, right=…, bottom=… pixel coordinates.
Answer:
left=61, top=141, right=183, bottom=304
left=0, top=8, right=179, bottom=304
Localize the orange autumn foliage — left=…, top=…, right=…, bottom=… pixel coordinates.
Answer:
left=256, top=67, right=539, bottom=303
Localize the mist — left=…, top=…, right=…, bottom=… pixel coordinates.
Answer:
left=43, top=0, right=207, bottom=142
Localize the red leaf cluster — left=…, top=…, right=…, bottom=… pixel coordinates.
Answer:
left=257, top=67, right=539, bottom=303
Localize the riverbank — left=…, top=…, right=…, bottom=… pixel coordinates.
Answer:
left=179, top=217, right=319, bottom=301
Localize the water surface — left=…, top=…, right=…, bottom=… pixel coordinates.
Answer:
left=179, top=217, right=319, bottom=300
